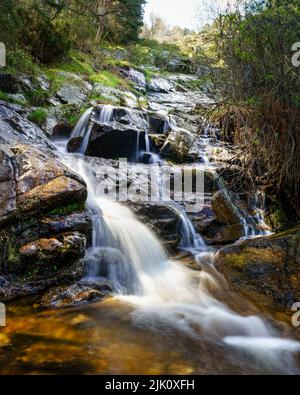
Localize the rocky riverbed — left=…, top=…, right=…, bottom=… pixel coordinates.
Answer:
left=0, top=60, right=299, bottom=374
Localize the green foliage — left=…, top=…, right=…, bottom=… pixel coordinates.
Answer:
left=0, top=0, right=146, bottom=64
left=203, top=0, right=300, bottom=214
left=90, top=70, right=129, bottom=89
left=48, top=202, right=85, bottom=216
left=28, top=108, right=47, bottom=127
left=6, top=48, right=41, bottom=75
left=0, top=0, right=72, bottom=63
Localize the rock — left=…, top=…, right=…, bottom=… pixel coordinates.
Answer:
left=120, top=67, right=146, bottom=92
left=19, top=76, right=35, bottom=91
left=40, top=213, right=91, bottom=236
left=128, top=202, right=182, bottom=251
left=73, top=106, right=149, bottom=159
left=149, top=113, right=170, bottom=134
left=18, top=175, right=87, bottom=215
left=161, top=129, right=194, bottom=162
left=0, top=144, right=87, bottom=225
left=86, top=123, right=144, bottom=160
left=0, top=101, right=55, bottom=150
left=147, top=77, right=174, bottom=93
left=213, top=223, right=245, bottom=244
left=167, top=58, right=192, bottom=73
left=211, top=191, right=241, bottom=225
left=7, top=93, right=27, bottom=104
left=0, top=149, right=16, bottom=223
left=40, top=282, right=110, bottom=308
left=0, top=261, right=84, bottom=302
left=123, top=91, right=139, bottom=108
left=56, top=85, right=87, bottom=106
left=36, top=75, right=50, bottom=91
left=19, top=232, right=86, bottom=268
left=215, top=225, right=300, bottom=309
left=92, top=83, right=121, bottom=104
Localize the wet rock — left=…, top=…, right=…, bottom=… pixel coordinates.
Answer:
left=0, top=261, right=84, bottom=302
left=213, top=223, right=245, bottom=244
left=7, top=93, right=27, bottom=104
left=36, top=75, right=50, bottom=91
left=0, top=149, right=16, bottom=223
left=149, top=113, right=169, bottom=135
left=0, top=101, right=55, bottom=149
left=147, top=77, right=174, bottom=93
left=78, top=106, right=149, bottom=159
left=19, top=232, right=86, bottom=267
left=18, top=175, right=87, bottom=215
left=0, top=144, right=87, bottom=225
left=215, top=225, right=300, bottom=308
left=161, top=129, right=194, bottom=162
left=40, top=213, right=91, bottom=236
left=120, top=67, right=146, bottom=92
left=40, top=282, right=110, bottom=308
left=56, top=85, right=87, bottom=106
left=86, top=123, right=144, bottom=160
left=93, top=83, right=121, bottom=104
left=129, top=202, right=182, bottom=251
left=211, top=191, right=241, bottom=225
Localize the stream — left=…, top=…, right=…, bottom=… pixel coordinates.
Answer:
left=1, top=74, right=300, bottom=375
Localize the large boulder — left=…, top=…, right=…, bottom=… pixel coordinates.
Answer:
left=0, top=101, right=55, bottom=150
left=211, top=190, right=241, bottom=225
left=86, top=123, right=145, bottom=160
left=69, top=106, right=149, bottom=159
left=0, top=144, right=87, bottom=224
left=215, top=226, right=300, bottom=309
left=56, top=85, right=87, bottom=106
left=18, top=232, right=86, bottom=272
left=161, top=128, right=194, bottom=162
left=0, top=144, right=89, bottom=300
left=119, top=67, right=147, bottom=93
left=147, top=77, right=174, bottom=93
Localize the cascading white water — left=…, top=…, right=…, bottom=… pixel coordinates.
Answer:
left=59, top=154, right=300, bottom=374
left=70, top=107, right=94, bottom=141
left=69, top=106, right=114, bottom=155
left=98, top=105, right=114, bottom=124
left=167, top=202, right=207, bottom=252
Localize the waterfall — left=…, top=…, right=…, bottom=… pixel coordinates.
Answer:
left=98, top=105, right=114, bottom=124
left=58, top=154, right=300, bottom=373
left=70, top=107, right=94, bottom=141
left=168, top=202, right=207, bottom=252
left=69, top=106, right=114, bottom=155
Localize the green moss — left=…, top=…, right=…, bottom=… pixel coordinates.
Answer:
left=0, top=90, right=25, bottom=105
left=48, top=202, right=85, bottom=216
left=90, top=94, right=120, bottom=106
left=28, top=108, right=47, bottom=126
left=7, top=241, right=20, bottom=268
left=90, top=70, right=127, bottom=89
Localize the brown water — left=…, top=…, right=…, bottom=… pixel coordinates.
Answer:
left=0, top=296, right=299, bottom=375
